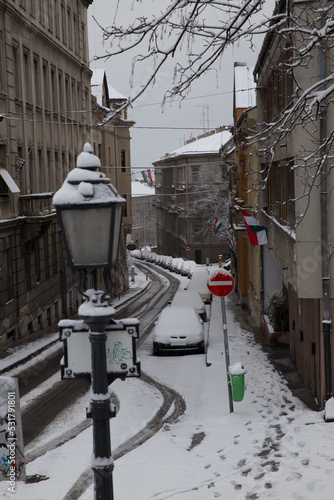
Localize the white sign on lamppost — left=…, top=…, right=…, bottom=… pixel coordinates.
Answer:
left=59, top=318, right=140, bottom=381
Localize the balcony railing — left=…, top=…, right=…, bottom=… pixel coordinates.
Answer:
left=19, top=193, right=54, bottom=217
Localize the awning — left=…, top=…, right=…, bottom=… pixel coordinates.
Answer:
left=0, top=168, right=20, bottom=193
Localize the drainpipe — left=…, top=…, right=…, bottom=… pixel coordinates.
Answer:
left=320, top=0, right=332, bottom=402
left=114, top=126, right=118, bottom=191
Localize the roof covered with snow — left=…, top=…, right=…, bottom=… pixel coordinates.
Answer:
left=91, top=69, right=126, bottom=107
left=131, top=181, right=155, bottom=197
left=156, top=129, right=232, bottom=162
left=108, top=84, right=127, bottom=101
left=91, top=69, right=106, bottom=107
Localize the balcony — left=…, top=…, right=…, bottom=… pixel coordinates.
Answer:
left=19, top=193, right=53, bottom=217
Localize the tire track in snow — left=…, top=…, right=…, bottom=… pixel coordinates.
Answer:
left=62, top=371, right=186, bottom=500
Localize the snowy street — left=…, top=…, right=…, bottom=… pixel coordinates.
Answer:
left=1, top=264, right=334, bottom=499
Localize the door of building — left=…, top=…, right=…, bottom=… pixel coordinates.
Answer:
left=195, top=249, right=202, bottom=264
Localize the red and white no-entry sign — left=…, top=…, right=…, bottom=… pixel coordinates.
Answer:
left=207, top=269, right=234, bottom=297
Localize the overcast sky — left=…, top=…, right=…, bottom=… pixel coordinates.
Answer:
left=87, top=1, right=273, bottom=169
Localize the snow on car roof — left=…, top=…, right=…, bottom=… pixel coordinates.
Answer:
left=171, top=291, right=205, bottom=309
left=157, top=306, right=200, bottom=324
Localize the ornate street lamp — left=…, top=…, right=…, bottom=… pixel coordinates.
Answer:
left=53, top=143, right=125, bottom=499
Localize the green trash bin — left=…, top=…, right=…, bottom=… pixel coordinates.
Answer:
left=229, top=362, right=246, bottom=402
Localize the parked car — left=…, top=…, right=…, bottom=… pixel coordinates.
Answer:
left=163, top=256, right=173, bottom=269
left=188, top=265, right=212, bottom=303
left=153, top=306, right=205, bottom=355
left=181, top=260, right=197, bottom=278
left=169, top=257, right=184, bottom=273
left=170, top=291, right=207, bottom=321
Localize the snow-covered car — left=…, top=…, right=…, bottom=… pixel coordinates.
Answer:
left=163, top=256, right=173, bottom=269
left=181, top=260, right=197, bottom=278
left=156, top=255, right=166, bottom=266
left=169, top=257, right=184, bottom=273
left=153, top=306, right=205, bottom=355
left=176, top=259, right=185, bottom=273
left=170, top=291, right=207, bottom=321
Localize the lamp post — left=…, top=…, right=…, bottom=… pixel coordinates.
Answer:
left=53, top=143, right=125, bottom=499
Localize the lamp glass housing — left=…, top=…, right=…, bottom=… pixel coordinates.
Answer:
left=58, top=202, right=123, bottom=270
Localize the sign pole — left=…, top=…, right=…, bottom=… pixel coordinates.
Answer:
left=221, top=296, right=234, bottom=414
left=207, top=268, right=235, bottom=414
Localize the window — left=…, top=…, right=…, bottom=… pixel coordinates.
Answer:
left=54, top=0, right=59, bottom=38
left=28, top=148, right=34, bottom=194
left=84, top=88, right=89, bottom=123
left=77, top=82, right=81, bottom=121
left=65, top=75, right=70, bottom=118
left=192, top=167, right=199, bottom=183
left=82, top=24, right=86, bottom=60
left=47, top=0, right=52, bottom=32
left=29, top=0, right=35, bottom=16
left=61, top=3, right=66, bottom=44
left=47, top=149, right=52, bottom=191
left=266, top=48, right=293, bottom=122
left=43, top=62, right=49, bottom=110
left=54, top=151, right=62, bottom=190
left=67, top=9, right=72, bottom=49
left=12, top=44, right=21, bottom=99
left=73, top=15, right=78, bottom=54
left=62, top=152, right=66, bottom=176
left=38, top=0, right=44, bottom=25
left=121, top=149, right=126, bottom=172
left=33, top=56, right=41, bottom=107
left=266, top=159, right=295, bottom=225
left=58, top=71, right=64, bottom=115
left=51, top=66, right=57, bottom=112
left=38, top=149, right=44, bottom=191
left=71, top=79, right=76, bottom=120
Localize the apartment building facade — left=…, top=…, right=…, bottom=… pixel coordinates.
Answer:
left=0, top=1, right=133, bottom=346
left=153, top=128, right=231, bottom=264
left=131, top=180, right=156, bottom=250
left=252, top=0, right=334, bottom=408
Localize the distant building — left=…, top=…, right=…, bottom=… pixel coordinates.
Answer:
left=153, top=127, right=231, bottom=264
left=90, top=69, right=134, bottom=296
left=227, top=63, right=260, bottom=316
left=131, top=180, right=156, bottom=249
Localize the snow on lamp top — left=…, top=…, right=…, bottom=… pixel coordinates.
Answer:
left=53, top=142, right=125, bottom=207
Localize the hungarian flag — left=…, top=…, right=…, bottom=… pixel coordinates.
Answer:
left=141, top=169, right=153, bottom=183
left=229, top=239, right=236, bottom=257
left=239, top=207, right=268, bottom=245
left=213, top=218, right=223, bottom=235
